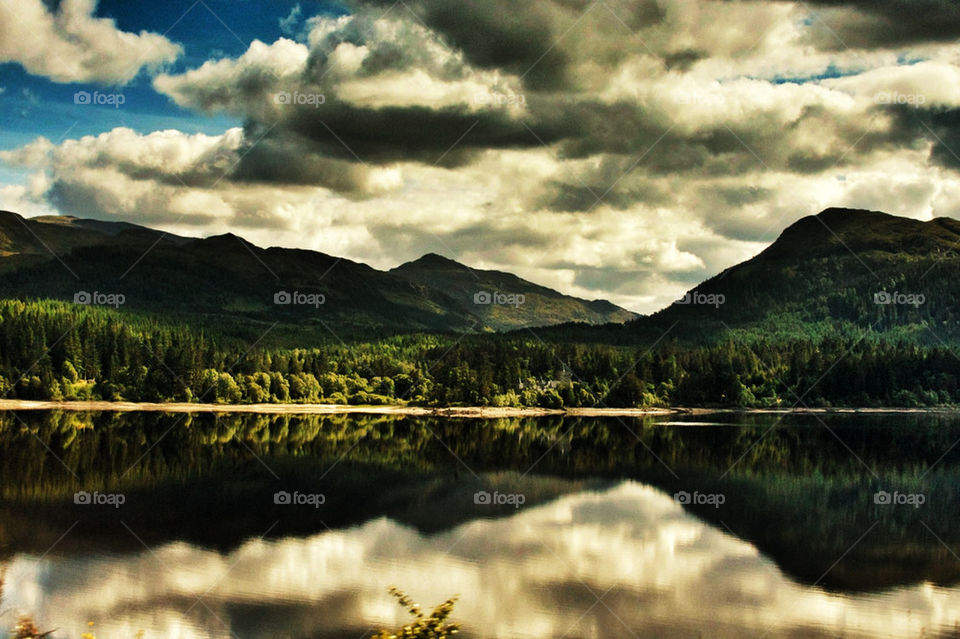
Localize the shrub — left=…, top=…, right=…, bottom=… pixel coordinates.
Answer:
left=372, top=587, right=460, bottom=639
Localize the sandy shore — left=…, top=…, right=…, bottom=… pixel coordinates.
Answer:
left=0, top=400, right=950, bottom=417
left=0, top=399, right=677, bottom=418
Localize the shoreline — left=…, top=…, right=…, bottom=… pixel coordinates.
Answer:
left=0, top=400, right=953, bottom=417
left=0, top=399, right=675, bottom=418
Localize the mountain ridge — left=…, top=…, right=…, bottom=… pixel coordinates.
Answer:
left=0, top=210, right=637, bottom=336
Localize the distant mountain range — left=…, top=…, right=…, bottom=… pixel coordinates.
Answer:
left=0, top=211, right=636, bottom=335
left=2, top=206, right=956, bottom=343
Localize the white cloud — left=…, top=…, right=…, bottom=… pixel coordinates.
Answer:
left=0, top=0, right=181, bottom=84
left=153, top=38, right=309, bottom=115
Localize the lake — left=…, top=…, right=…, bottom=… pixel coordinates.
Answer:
left=1, top=410, right=959, bottom=638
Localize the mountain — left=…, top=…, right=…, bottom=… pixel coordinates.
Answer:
left=638, top=207, right=960, bottom=341
left=391, top=253, right=636, bottom=330
left=0, top=211, right=636, bottom=337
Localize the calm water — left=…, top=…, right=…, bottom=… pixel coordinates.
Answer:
left=2, top=410, right=960, bottom=638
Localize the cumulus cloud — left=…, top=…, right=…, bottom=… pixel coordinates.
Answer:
left=0, top=0, right=181, bottom=84
left=153, top=38, right=310, bottom=115
left=6, top=0, right=960, bottom=312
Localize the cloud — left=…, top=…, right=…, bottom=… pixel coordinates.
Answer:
left=0, top=0, right=181, bottom=84
left=153, top=38, right=309, bottom=115
left=8, top=0, right=960, bottom=312
left=787, top=0, right=960, bottom=50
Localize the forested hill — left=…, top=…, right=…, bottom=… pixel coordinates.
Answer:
left=613, top=207, right=960, bottom=344
left=0, top=210, right=635, bottom=335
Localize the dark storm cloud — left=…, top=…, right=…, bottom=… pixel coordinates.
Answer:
left=535, top=159, right=674, bottom=212
left=230, top=130, right=372, bottom=192
left=345, top=0, right=667, bottom=90
left=349, top=0, right=569, bottom=89
left=259, top=103, right=566, bottom=167
left=928, top=108, right=960, bottom=169
left=539, top=183, right=635, bottom=212
left=757, top=0, right=960, bottom=49
left=885, top=105, right=960, bottom=169
left=715, top=186, right=772, bottom=206
left=663, top=49, right=706, bottom=72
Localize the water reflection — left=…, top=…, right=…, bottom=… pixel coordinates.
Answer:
left=5, top=481, right=960, bottom=639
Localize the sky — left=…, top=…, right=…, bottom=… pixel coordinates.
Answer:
left=1, top=0, right=960, bottom=313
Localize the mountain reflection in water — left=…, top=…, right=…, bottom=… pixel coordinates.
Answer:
left=4, top=481, right=959, bottom=639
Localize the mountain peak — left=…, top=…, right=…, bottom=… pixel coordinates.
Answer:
left=395, top=253, right=468, bottom=271
left=759, top=208, right=953, bottom=262
left=195, top=232, right=260, bottom=250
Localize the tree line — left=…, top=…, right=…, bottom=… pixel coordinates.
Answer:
left=0, top=300, right=958, bottom=407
